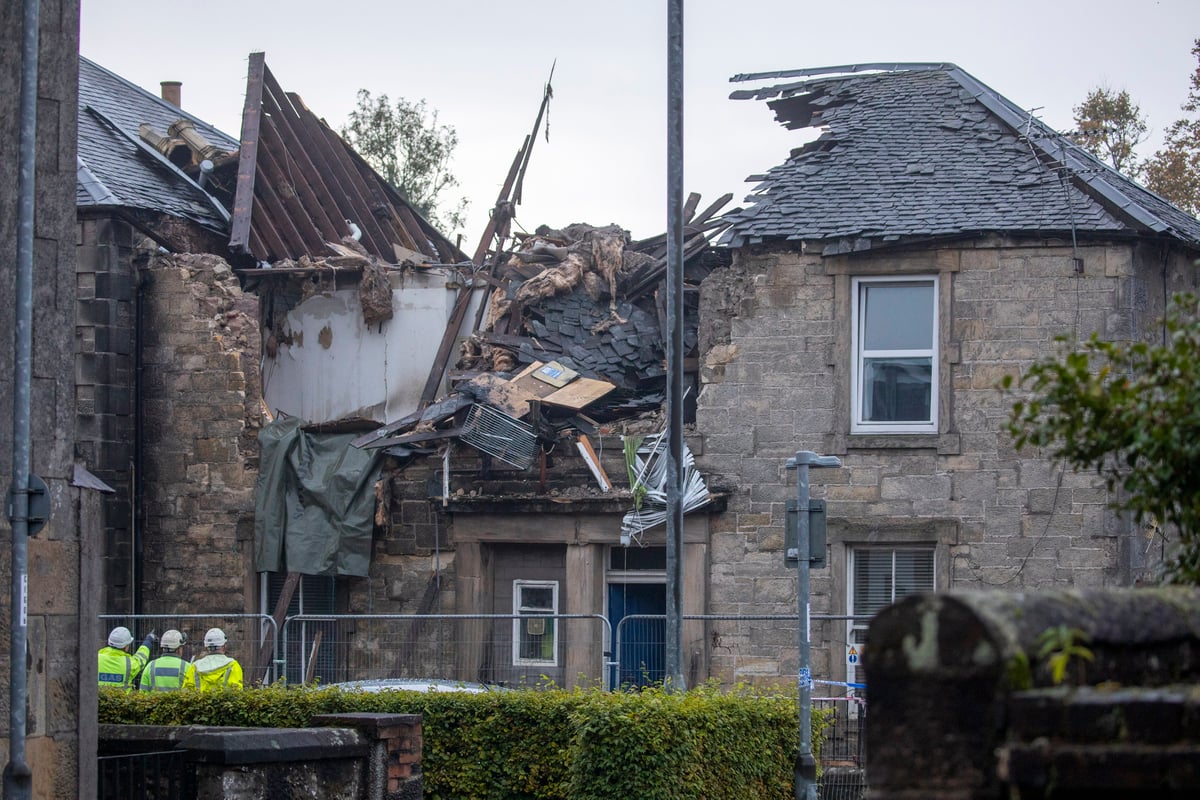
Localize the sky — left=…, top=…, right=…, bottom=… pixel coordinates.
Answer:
left=81, top=1, right=1200, bottom=245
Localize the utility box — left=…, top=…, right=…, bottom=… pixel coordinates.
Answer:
left=785, top=498, right=826, bottom=569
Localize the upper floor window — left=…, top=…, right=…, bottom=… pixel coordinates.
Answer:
left=851, top=276, right=938, bottom=433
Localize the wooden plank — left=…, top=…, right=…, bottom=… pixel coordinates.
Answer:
left=252, top=572, right=300, bottom=684
left=304, top=629, right=323, bottom=685
left=230, top=52, right=265, bottom=255
left=542, top=377, right=615, bottom=410
left=361, top=426, right=464, bottom=449
left=464, top=373, right=536, bottom=419
left=576, top=434, right=612, bottom=492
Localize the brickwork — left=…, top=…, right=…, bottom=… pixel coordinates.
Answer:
left=695, top=237, right=1197, bottom=684
left=138, top=253, right=262, bottom=613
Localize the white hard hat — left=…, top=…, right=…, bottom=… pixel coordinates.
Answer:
left=203, top=627, right=227, bottom=648
left=160, top=630, right=184, bottom=650
left=107, top=626, right=133, bottom=648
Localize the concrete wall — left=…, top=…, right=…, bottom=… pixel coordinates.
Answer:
left=0, top=1, right=89, bottom=797
left=695, top=236, right=1199, bottom=687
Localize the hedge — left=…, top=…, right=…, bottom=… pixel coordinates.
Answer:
left=99, top=683, right=827, bottom=800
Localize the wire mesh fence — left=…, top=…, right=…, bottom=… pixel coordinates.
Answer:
left=814, top=697, right=867, bottom=800
left=279, top=614, right=612, bottom=688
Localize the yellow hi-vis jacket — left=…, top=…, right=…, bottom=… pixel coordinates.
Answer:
left=138, top=654, right=189, bottom=692
left=97, top=644, right=150, bottom=691
left=183, top=653, right=244, bottom=691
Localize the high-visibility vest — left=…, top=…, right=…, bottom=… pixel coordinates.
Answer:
left=138, top=654, right=188, bottom=692
left=97, top=644, right=149, bottom=691
left=183, top=654, right=244, bottom=691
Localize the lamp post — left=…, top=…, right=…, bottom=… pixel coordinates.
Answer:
left=786, top=451, right=841, bottom=800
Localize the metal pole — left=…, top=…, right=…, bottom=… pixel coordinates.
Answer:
left=664, top=0, right=686, bottom=690
left=4, top=0, right=40, bottom=796
left=786, top=451, right=840, bottom=800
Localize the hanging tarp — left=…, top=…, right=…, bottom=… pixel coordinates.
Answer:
left=255, top=416, right=383, bottom=577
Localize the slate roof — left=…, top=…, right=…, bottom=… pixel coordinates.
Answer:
left=77, top=56, right=236, bottom=231
left=722, top=63, right=1200, bottom=253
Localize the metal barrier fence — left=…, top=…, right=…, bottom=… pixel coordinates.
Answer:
left=97, top=749, right=192, bottom=800
left=280, top=614, right=612, bottom=688
left=814, top=697, right=867, bottom=800
left=614, top=613, right=870, bottom=690
left=99, top=614, right=278, bottom=682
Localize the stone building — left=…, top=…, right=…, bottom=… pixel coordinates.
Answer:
left=695, top=63, right=1200, bottom=688
left=1, top=1, right=95, bottom=795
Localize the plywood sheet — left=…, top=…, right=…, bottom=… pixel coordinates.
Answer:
left=542, top=377, right=615, bottom=410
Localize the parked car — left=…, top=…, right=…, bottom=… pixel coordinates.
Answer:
left=327, top=678, right=506, bottom=694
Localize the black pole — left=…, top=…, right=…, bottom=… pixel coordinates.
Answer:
left=4, top=0, right=39, bottom=796
left=664, top=0, right=686, bottom=690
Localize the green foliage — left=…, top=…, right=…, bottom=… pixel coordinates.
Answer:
left=624, top=434, right=648, bottom=510
left=341, top=89, right=468, bottom=235
left=1072, top=86, right=1148, bottom=175
left=100, top=683, right=819, bottom=800
left=1003, top=293, right=1200, bottom=584
left=1144, top=39, right=1200, bottom=216
left=1036, top=625, right=1095, bottom=686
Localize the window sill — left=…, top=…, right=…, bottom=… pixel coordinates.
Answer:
left=826, top=432, right=960, bottom=454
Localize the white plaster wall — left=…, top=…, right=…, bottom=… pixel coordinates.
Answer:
left=262, top=269, right=482, bottom=423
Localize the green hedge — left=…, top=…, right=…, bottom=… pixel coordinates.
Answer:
left=100, top=684, right=825, bottom=800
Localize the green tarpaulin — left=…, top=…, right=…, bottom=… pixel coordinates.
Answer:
left=254, top=417, right=383, bottom=577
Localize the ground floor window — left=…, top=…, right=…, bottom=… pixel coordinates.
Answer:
left=513, top=580, right=558, bottom=666
left=847, top=547, right=935, bottom=683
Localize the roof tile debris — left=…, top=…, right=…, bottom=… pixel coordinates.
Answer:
left=353, top=197, right=734, bottom=459
left=722, top=64, right=1200, bottom=252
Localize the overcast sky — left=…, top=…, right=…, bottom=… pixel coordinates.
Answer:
left=81, top=1, right=1199, bottom=244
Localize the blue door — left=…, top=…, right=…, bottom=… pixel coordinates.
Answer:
left=608, top=583, right=666, bottom=688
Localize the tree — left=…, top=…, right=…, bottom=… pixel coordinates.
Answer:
left=1003, top=293, right=1200, bottom=584
left=341, top=90, right=468, bottom=235
left=1071, top=87, right=1147, bottom=175
left=1144, top=39, right=1200, bottom=216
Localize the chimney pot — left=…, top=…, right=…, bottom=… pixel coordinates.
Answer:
left=160, top=81, right=182, bottom=107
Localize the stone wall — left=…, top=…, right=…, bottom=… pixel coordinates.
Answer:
left=864, top=587, right=1200, bottom=800
left=138, top=253, right=262, bottom=614
left=0, top=1, right=89, bottom=796
left=694, top=237, right=1198, bottom=686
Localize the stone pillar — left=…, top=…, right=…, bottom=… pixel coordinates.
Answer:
left=314, top=713, right=423, bottom=800
left=864, top=588, right=1200, bottom=800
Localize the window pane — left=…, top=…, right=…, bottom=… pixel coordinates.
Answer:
left=852, top=548, right=935, bottom=616
left=862, top=357, right=932, bottom=421
left=519, top=586, right=554, bottom=611
left=610, top=546, right=667, bottom=571
left=863, top=282, right=934, bottom=350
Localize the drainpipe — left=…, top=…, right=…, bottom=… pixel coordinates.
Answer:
left=133, top=266, right=148, bottom=616
left=4, top=0, right=40, bottom=796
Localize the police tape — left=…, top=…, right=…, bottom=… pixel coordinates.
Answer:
left=814, top=679, right=866, bottom=689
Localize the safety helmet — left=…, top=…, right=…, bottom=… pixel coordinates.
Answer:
left=203, top=627, right=227, bottom=648
left=107, top=626, right=133, bottom=648
left=160, top=630, right=184, bottom=651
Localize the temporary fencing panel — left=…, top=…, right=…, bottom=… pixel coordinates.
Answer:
left=98, top=614, right=278, bottom=684
left=279, top=614, right=611, bottom=688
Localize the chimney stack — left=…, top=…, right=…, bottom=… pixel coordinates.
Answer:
left=160, top=80, right=182, bottom=108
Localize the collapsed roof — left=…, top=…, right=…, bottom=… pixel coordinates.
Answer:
left=353, top=199, right=734, bottom=461
left=721, top=63, right=1200, bottom=254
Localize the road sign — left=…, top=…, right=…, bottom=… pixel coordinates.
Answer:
left=847, top=645, right=859, bottom=665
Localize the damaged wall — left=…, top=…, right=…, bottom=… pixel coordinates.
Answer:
left=139, top=253, right=262, bottom=613
left=261, top=268, right=482, bottom=424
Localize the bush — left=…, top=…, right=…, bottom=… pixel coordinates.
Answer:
left=99, top=683, right=823, bottom=800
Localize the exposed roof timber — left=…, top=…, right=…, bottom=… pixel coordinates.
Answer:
left=230, top=51, right=465, bottom=266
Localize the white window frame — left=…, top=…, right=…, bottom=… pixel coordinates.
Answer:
left=846, top=546, right=936, bottom=683
left=512, top=580, right=559, bottom=667
left=850, top=275, right=939, bottom=434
